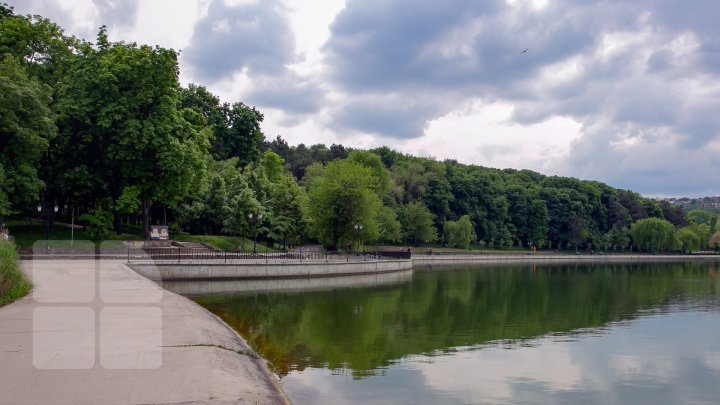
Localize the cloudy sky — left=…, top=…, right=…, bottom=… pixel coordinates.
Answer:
left=11, top=0, right=720, bottom=197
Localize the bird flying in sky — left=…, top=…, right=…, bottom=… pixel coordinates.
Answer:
left=521, top=48, right=529, bottom=54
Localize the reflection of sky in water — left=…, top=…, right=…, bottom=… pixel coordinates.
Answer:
left=283, top=310, right=720, bottom=405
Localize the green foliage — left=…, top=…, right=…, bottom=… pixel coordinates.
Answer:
left=687, top=209, right=715, bottom=226
left=399, top=201, right=437, bottom=246
left=347, top=150, right=390, bottom=196
left=53, top=36, right=209, bottom=233
left=376, top=205, right=402, bottom=243
left=676, top=228, right=700, bottom=253
left=261, top=150, right=285, bottom=183
left=0, top=240, right=30, bottom=307
left=630, top=218, right=677, bottom=253
left=218, top=102, right=264, bottom=166
left=444, top=215, right=476, bottom=249
left=79, top=207, right=112, bottom=241
left=308, top=159, right=381, bottom=248
left=709, top=231, right=720, bottom=252
left=603, top=225, right=630, bottom=251
left=0, top=54, right=55, bottom=213
left=659, top=201, right=689, bottom=227
left=266, top=174, right=309, bottom=248
left=681, top=224, right=710, bottom=250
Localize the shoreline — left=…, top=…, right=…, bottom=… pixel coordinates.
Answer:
left=124, top=254, right=720, bottom=282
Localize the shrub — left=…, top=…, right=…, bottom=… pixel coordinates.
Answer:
left=0, top=240, right=31, bottom=306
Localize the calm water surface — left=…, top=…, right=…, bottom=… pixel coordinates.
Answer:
left=191, top=262, right=720, bottom=404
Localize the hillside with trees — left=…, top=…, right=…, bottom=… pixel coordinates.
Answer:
left=1, top=4, right=718, bottom=253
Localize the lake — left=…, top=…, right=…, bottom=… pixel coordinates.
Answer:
left=190, top=261, right=720, bottom=404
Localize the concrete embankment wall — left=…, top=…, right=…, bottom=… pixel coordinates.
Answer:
left=161, top=270, right=413, bottom=296
left=412, top=254, right=720, bottom=266
left=129, top=259, right=413, bottom=281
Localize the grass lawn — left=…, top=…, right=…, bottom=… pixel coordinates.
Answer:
left=0, top=241, right=31, bottom=306
left=4, top=218, right=139, bottom=249
left=173, top=233, right=279, bottom=252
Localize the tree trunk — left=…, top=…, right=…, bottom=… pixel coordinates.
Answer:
left=141, top=195, right=151, bottom=238
left=112, top=200, right=123, bottom=234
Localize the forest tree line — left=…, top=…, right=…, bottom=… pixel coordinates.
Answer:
left=1, top=5, right=718, bottom=252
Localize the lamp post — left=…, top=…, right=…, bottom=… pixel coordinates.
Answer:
left=248, top=212, right=263, bottom=254
left=354, top=223, right=363, bottom=255
left=37, top=202, right=58, bottom=254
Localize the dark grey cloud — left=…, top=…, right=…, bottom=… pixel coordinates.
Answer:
left=245, top=75, right=325, bottom=115
left=332, top=96, right=438, bottom=139
left=183, top=0, right=294, bottom=82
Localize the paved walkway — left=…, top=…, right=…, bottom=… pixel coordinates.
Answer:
left=0, top=260, right=290, bottom=405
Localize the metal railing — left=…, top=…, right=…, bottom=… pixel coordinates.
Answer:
left=126, top=247, right=412, bottom=263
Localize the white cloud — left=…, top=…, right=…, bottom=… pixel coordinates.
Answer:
left=400, top=100, right=582, bottom=173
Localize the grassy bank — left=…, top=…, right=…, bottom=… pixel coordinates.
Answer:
left=0, top=240, right=31, bottom=307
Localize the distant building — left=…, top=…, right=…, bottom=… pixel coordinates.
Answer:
left=699, top=197, right=720, bottom=209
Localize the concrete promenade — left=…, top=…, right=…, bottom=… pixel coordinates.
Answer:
left=0, top=260, right=290, bottom=405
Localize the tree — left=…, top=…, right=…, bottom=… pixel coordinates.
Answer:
left=709, top=231, right=720, bottom=252
left=630, top=218, right=677, bottom=253
left=400, top=201, right=437, bottom=246
left=79, top=206, right=112, bottom=241
left=347, top=150, right=390, bottom=197
left=676, top=228, right=700, bottom=254
left=604, top=225, right=630, bottom=251
left=376, top=205, right=402, bottom=243
left=218, top=102, right=265, bottom=166
left=659, top=200, right=689, bottom=227
left=267, top=174, right=309, bottom=249
left=687, top=209, right=714, bottom=226
left=444, top=215, right=476, bottom=249
left=0, top=7, right=77, bottom=86
left=54, top=32, right=208, bottom=235
left=0, top=55, right=55, bottom=216
left=681, top=224, right=711, bottom=251
left=505, top=184, right=548, bottom=247
left=307, top=159, right=381, bottom=249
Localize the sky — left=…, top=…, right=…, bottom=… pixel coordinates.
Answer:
left=10, top=0, right=720, bottom=197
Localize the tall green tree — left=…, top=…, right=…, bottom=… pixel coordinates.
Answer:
left=376, top=205, right=402, bottom=243
left=217, top=102, right=264, bottom=166
left=0, top=55, right=55, bottom=217
left=630, top=218, right=677, bottom=253
left=307, top=159, right=381, bottom=249
left=54, top=30, right=208, bottom=234
left=444, top=215, right=476, bottom=249
left=400, top=201, right=438, bottom=246
left=676, top=228, right=700, bottom=253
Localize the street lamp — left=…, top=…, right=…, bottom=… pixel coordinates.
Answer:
left=37, top=203, right=58, bottom=254
left=248, top=212, right=263, bottom=254
left=354, top=223, right=363, bottom=255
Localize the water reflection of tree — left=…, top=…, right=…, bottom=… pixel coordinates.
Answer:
left=197, top=262, right=720, bottom=378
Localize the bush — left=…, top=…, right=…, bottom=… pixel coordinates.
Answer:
left=0, top=240, right=31, bottom=306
